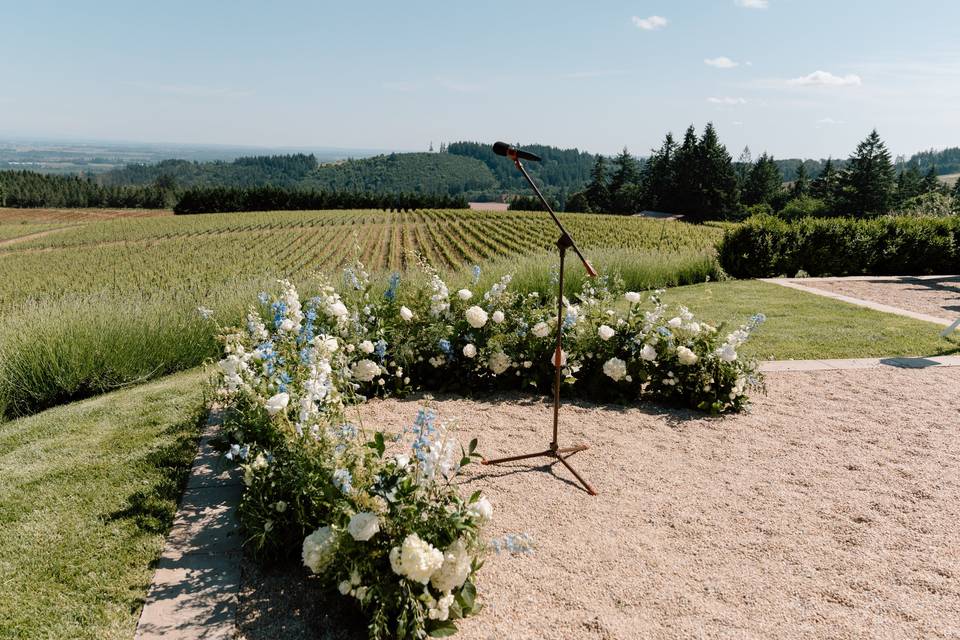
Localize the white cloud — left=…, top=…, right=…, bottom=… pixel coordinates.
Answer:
left=631, top=15, right=668, bottom=30
left=705, top=56, right=739, bottom=69
left=735, top=0, right=768, bottom=8
left=707, top=96, right=747, bottom=105
left=787, top=70, right=862, bottom=87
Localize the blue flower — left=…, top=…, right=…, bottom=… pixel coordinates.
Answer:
left=472, top=265, right=481, bottom=284
left=374, top=339, right=387, bottom=359
left=384, top=272, right=401, bottom=301
left=332, top=468, right=353, bottom=494
left=257, top=291, right=270, bottom=305
left=438, top=338, right=451, bottom=355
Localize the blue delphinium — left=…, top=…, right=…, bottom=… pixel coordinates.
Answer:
left=384, top=272, right=401, bottom=301
left=332, top=468, right=353, bottom=494
left=374, top=339, right=387, bottom=359
left=438, top=338, right=451, bottom=355
left=471, top=264, right=481, bottom=284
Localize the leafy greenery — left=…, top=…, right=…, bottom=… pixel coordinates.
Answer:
left=718, top=213, right=960, bottom=278
left=0, top=370, right=207, bottom=640
left=0, top=170, right=172, bottom=208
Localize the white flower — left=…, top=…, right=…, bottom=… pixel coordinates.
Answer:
left=597, top=325, right=615, bottom=341
left=358, top=340, right=375, bottom=354
left=328, top=301, right=348, bottom=318
left=677, top=346, right=699, bottom=365
left=624, top=291, right=642, bottom=304
left=602, top=357, right=627, bottom=382
left=717, top=343, right=738, bottom=362
left=389, top=533, right=443, bottom=584
left=351, top=359, right=381, bottom=382
left=265, top=392, right=290, bottom=416
left=465, top=305, right=488, bottom=328
left=302, top=525, right=338, bottom=573
left=462, top=343, right=477, bottom=358
left=488, top=351, right=511, bottom=375
left=552, top=349, right=567, bottom=367
left=532, top=321, right=551, bottom=338
left=431, top=538, right=472, bottom=594
left=492, top=310, right=505, bottom=324
left=347, top=512, right=380, bottom=541
left=400, top=306, right=414, bottom=322
left=667, top=317, right=683, bottom=328
left=640, top=344, right=658, bottom=361
left=279, top=318, right=296, bottom=333
left=427, top=593, right=456, bottom=621
left=457, top=289, right=472, bottom=301
left=688, top=322, right=701, bottom=334
left=467, top=495, right=493, bottom=522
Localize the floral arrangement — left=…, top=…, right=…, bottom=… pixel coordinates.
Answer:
left=212, top=263, right=763, bottom=638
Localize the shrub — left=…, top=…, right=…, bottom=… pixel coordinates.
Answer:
left=779, top=196, right=832, bottom=220
left=718, top=214, right=960, bottom=278
left=895, top=192, right=956, bottom=218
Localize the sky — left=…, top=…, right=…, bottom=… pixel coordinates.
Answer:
left=1, top=0, right=959, bottom=159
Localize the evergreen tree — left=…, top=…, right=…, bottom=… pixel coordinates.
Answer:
left=640, top=132, right=677, bottom=212
left=671, top=125, right=701, bottom=215
left=841, top=129, right=895, bottom=216
left=921, top=165, right=941, bottom=193
left=953, top=178, right=960, bottom=201
left=791, top=163, right=810, bottom=198
left=695, top=123, right=740, bottom=219
left=608, top=147, right=642, bottom=213
left=735, top=146, right=752, bottom=190
left=811, top=157, right=840, bottom=206
left=895, top=162, right=924, bottom=205
left=584, top=155, right=610, bottom=212
left=742, top=152, right=782, bottom=206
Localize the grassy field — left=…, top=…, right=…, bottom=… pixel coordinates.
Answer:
left=0, top=369, right=207, bottom=640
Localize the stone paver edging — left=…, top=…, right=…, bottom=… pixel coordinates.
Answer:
left=763, top=277, right=955, bottom=327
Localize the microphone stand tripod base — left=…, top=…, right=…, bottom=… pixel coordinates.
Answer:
left=481, top=443, right=596, bottom=496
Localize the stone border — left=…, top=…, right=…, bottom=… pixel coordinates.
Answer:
left=763, top=277, right=955, bottom=327
left=135, top=409, right=243, bottom=640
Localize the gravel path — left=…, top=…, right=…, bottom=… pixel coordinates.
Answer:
left=238, top=367, right=960, bottom=640
left=793, top=277, right=960, bottom=323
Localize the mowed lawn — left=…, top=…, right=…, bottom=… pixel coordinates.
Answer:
left=661, top=280, right=959, bottom=360
left=0, top=370, right=207, bottom=640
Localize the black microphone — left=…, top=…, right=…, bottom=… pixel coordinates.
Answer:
left=492, top=141, right=541, bottom=162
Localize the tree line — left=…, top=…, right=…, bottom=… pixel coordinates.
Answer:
left=173, top=186, right=467, bottom=214
left=0, top=170, right=173, bottom=208
left=567, top=126, right=960, bottom=219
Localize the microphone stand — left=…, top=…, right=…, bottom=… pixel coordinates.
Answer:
left=481, top=151, right=598, bottom=496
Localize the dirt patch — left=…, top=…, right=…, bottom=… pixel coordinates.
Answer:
left=238, top=366, right=960, bottom=639
left=795, top=277, right=960, bottom=323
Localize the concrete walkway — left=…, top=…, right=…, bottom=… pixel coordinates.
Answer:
left=135, top=409, right=243, bottom=640
left=759, top=355, right=960, bottom=372
left=763, top=277, right=954, bottom=327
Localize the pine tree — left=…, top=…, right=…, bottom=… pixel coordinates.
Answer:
left=640, top=132, right=677, bottom=212
left=791, top=164, right=810, bottom=198
left=584, top=155, right=610, bottom=213
left=921, top=165, right=941, bottom=193
left=608, top=147, right=642, bottom=213
left=895, top=162, right=923, bottom=205
left=696, top=123, right=740, bottom=219
left=672, top=125, right=701, bottom=215
left=742, top=152, right=782, bottom=206
left=953, top=178, right=960, bottom=200
left=735, top=146, right=752, bottom=191
left=842, top=129, right=895, bottom=216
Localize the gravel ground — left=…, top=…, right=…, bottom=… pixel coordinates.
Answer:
left=237, top=366, right=960, bottom=640
left=793, top=277, right=960, bottom=322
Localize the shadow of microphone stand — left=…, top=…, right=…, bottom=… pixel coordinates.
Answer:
left=480, top=142, right=598, bottom=496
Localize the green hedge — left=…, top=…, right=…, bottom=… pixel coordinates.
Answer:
left=718, top=214, right=960, bottom=278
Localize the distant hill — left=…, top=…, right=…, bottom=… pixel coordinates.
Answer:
left=302, top=152, right=498, bottom=195
left=907, top=147, right=960, bottom=174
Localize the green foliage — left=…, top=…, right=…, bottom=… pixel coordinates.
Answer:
left=742, top=152, right=783, bottom=206
left=718, top=213, right=960, bottom=278
left=585, top=155, right=610, bottom=212
left=305, top=153, right=498, bottom=196
left=895, top=192, right=957, bottom=218
left=0, top=170, right=171, bottom=208
left=791, top=164, right=810, bottom=198
left=840, top=129, right=895, bottom=216
left=908, top=146, right=960, bottom=175
left=779, top=196, right=831, bottom=220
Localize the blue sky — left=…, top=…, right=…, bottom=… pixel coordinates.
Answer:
left=1, top=0, right=958, bottom=159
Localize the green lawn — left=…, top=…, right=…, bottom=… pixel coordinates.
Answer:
left=660, top=280, right=959, bottom=360
left=0, top=370, right=207, bottom=640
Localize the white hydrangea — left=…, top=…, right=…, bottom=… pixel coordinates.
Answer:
left=265, top=392, right=290, bottom=416
left=597, top=324, right=615, bottom=341
left=429, top=275, right=450, bottom=316
left=667, top=317, right=683, bottom=329
left=358, top=340, right=375, bottom=354
left=491, top=310, right=505, bottom=324
left=389, top=533, right=444, bottom=584
left=717, top=343, right=738, bottom=363
left=488, top=351, right=511, bottom=375
left=400, top=306, right=415, bottom=322
left=532, top=321, right=551, bottom=338
left=430, top=538, right=472, bottom=594
left=347, top=512, right=380, bottom=541
left=624, top=291, right=642, bottom=304
left=640, top=344, right=657, bottom=361
left=457, top=288, right=472, bottom=301
left=602, top=357, right=627, bottom=381
left=467, top=495, right=493, bottom=523
left=465, top=305, right=488, bottom=328
left=351, top=359, right=381, bottom=382
left=462, top=343, right=477, bottom=358
left=302, top=525, right=338, bottom=574
left=677, top=346, right=699, bottom=365
left=426, top=593, right=456, bottom=621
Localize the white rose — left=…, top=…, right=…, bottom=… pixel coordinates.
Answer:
left=624, top=291, right=642, bottom=304
left=640, top=344, right=658, bottom=361
left=430, top=538, right=472, bottom=593
left=457, top=289, right=472, bottom=301
left=688, top=322, right=701, bottom=334
left=488, top=351, right=511, bottom=375
left=328, top=301, right=348, bottom=318
left=467, top=495, right=493, bottom=522
left=532, top=321, right=551, bottom=338
left=717, top=343, right=738, bottom=362
left=400, top=306, right=414, bottom=322
left=677, top=346, right=699, bottom=365
left=358, top=340, right=375, bottom=354
left=667, top=317, right=683, bottom=328
left=389, top=533, right=444, bottom=584
left=347, top=512, right=380, bottom=541
left=265, top=392, right=290, bottom=416
left=492, top=310, right=505, bottom=324
left=302, top=525, right=338, bottom=573
left=351, top=359, right=381, bottom=382
left=465, top=305, right=488, bottom=328
left=602, top=357, right=627, bottom=382
left=597, top=325, right=615, bottom=341
left=462, top=343, right=477, bottom=358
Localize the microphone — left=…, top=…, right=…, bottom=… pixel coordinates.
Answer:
left=492, top=141, right=541, bottom=162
